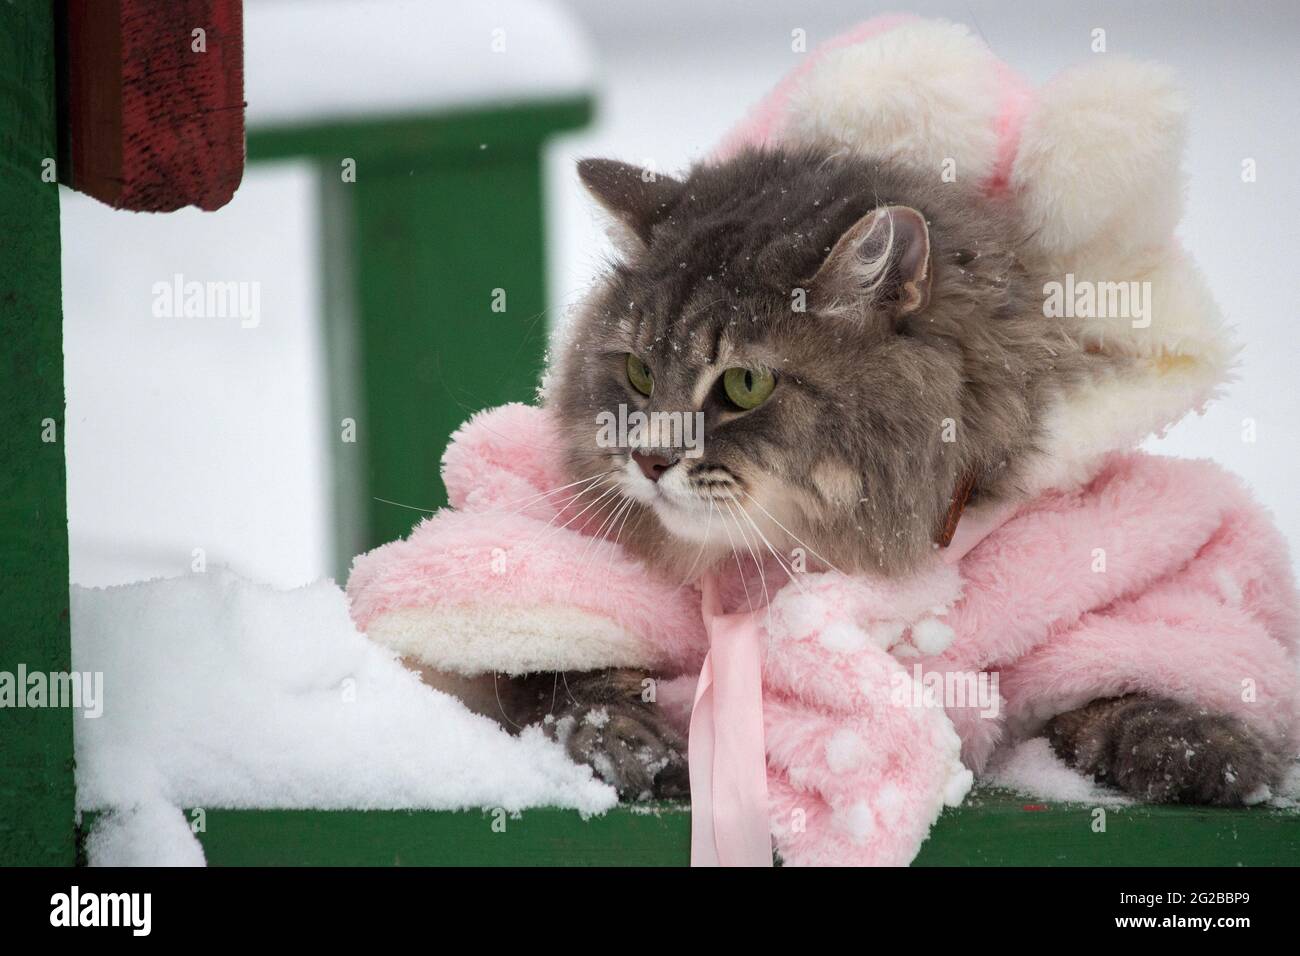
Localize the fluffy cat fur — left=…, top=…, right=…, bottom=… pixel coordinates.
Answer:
left=548, top=144, right=1101, bottom=577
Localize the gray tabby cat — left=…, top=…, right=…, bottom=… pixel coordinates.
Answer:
left=497, top=144, right=1279, bottom=805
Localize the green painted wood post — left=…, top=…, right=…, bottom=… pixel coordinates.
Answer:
left=0, top=0, right=76, bottom=865
left=249, top=99, right=591, bottom=579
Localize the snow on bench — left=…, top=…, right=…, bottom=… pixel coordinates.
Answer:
left=244, top=0, right=595, bottom=130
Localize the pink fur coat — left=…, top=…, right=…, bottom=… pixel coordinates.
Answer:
left=349, top=404, right=1299, bottom=865
left=347, top=18, right=1300, bottom=865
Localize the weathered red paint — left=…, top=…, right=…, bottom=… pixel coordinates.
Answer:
left=59, top=0, right=244, bottom=211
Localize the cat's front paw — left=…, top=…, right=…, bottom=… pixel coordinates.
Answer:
left=1047, top=695, right=1282, bottom=806
left=545, top=670, right=689, bottom=801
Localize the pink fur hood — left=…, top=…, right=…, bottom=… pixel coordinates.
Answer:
left=348, top=18, right=1299, bottom=864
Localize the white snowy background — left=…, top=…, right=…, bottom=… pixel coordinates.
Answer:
left=56, top=0, right=1300, bottom=861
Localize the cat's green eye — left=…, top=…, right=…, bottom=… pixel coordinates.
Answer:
left=722, top=367, right=776, bottom=410
left=626, top=353, right=653, bottom=396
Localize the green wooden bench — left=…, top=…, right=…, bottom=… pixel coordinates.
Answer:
left=77, top=789, right=1300, bottom=866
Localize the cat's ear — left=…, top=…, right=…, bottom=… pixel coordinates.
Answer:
left=809, top=205, right=932, bottom=322
left=577, top=158, right=683, bottom=246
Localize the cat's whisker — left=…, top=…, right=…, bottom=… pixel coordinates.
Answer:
left=365, top=483, right=609, bottom=587
left=717, top=499, right=754, bottom=615
left=560, top=670, right=581, bottom=707
left=537, top=476, right=621, bottom=542
left=586, top=492, right=627, bottom=550
left=733, top=498, right=807, bottom=649
left=483, top=469, right=618, bottom=523
left=492, top=671, right=524, bottom=731
left=374, top=464, right=609, bottom=522
left=725, top=498, right=773, bottom=636
left=498, top=474, right=622, bottom=584
left=737, top=488, right=850, bottom=579
left=371, top=496, right=440, bottom=515
left=730, top=497, right=790, bottom=603
left=672, top=499, right=716, bottom=594
left=502, top=480, right=604, bottom=555
left=476, top=470, right=614, bottom=519
left=725, top=499, right=768, bottom=605
left=606, top=495, right=639, bottom=572
left=553, top=484, right=623, bottom=567
left=731, top=496, right=808, bottom=596
left=498, top=473, right=610, bottom=529
left=565, top=490, right=631, bottom=598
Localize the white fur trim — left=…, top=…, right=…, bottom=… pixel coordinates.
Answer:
left=1022, top=246, right=1236, bottom=496
left=1006, top=59, right=1232, bottom=494
left=1012, top=58, right=1188, bottom=260
left=781, top=20, right=1003, bottom=183
left=367, top=604, right=666, bottom=676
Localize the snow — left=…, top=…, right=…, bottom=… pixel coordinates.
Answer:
left=72, top=569, right=617, bottom=864
left=66, top=569, right=1300, bottom=866
left=983, top=737, right=1300, bottom=809
left=63, top=163, right=329, bottom=589
left=245, top=0, right=595, bottom=129
left=983, top=738, right=1134, bottom=806
left=83, top=800, right=207, bottom=867
left=1274, top=764, right=1300, bottom=810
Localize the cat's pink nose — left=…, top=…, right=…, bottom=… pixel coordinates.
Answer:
left=632, top=450, right=675, bottom=482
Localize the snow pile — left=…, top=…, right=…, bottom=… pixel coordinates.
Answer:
left=1266, top=762, right=1300, bottom=809
left=73, top=570, right=616, bottom=864
left=83, top=800, right=207, bottom=867
left=983, top=736, right=1300, bottom=809
left=983, top=738, right=1133, bottom=806
left=245, top=0, right=595, bottom=129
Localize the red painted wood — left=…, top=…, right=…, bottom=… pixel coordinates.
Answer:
left=60, top=0, right=244, bottom=211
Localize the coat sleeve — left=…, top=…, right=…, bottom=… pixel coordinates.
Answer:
left=997, top=474, right=1300, bottom=750
left=346, top=404, right=706, bottom=677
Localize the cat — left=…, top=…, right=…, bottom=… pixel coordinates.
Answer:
left=498, top=143, right=1280, bottom=805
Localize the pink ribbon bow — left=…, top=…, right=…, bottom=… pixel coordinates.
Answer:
left=688, top=572, right=773, bottom=867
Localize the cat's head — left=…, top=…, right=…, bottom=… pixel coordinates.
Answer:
left=547, top=145, right=1087, bottom=579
